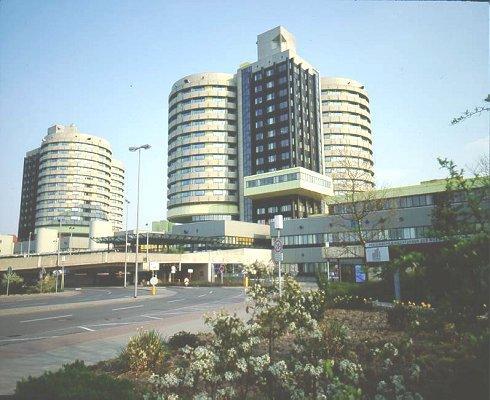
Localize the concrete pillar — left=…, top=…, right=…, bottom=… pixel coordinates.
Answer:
left=207, top=261, right=213, bottom=283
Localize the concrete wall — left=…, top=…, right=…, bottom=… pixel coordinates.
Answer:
left=171, top=220, right=270, bottom=239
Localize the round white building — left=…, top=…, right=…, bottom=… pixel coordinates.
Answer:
left=320, top=77, right=375, bottom=194
left=167, top=73, right=239, bottom=223
left=35, top=124, right=124, bottom=236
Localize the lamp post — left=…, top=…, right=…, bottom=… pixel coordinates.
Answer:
left=68, top=226, right=75, bottom=255
left=129, top=144, right=151, bottom=298
left=124, top=198, right=130, bottom=288
left=57, top=219, right=65, bottom=291
left=27, top=232, right=32, bottom=257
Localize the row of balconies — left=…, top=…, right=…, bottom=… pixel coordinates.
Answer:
left=167, top=145, right=236, bottom=163
left=167, top=194, right=238, bottom=208
left=39, top=153, right=112, bottom=169
left=168, top=170, right=238, bottom=185
left=168, top=121, right=237, bottom=140
left=168, top=99, right=237, bottom=119
left=168, top=133, right=237, bottom=152
left=169, top=88, right=236, bottom=109
left=167, top=182, right=238, bottom=196
left=322, top=114, right=371, bottom=129
left=168, top=112, right=237, bottom=131
left=321, top=102, right=371, bottom=120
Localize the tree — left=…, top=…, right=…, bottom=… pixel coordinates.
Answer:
left=324, top=152, right=393, bottom=267
left=421, top=158, right=489, bottom=323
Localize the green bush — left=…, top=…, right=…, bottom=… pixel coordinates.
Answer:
left=386, top=301, right=435, bottom=331
left=167, top=331, right=201, bottom=350
left=119, top=329, right=167, bottom=373
left=14, top=360, right=136, bottom=400
left=1, top=272, right=24, bottom=294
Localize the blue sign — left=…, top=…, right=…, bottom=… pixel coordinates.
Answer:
left=355, top=265, right=366, bottom=283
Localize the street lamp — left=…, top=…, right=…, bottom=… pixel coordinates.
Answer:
left=129, top=144, right=151, bottom=298
left=68, top=226, right=75, bottom=255
left=27, top=231, right=32, bottom=257
left=124, top=198, right=130, bottom=288
left=57, top=218, right=65, bottom=291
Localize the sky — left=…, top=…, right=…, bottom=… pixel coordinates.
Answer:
left=0, top=0, right=488, bottom=234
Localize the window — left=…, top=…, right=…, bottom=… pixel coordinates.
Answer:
left=279, top=88, right=288, bottom=97
left=256, top=132, right=264, bottom=140
left=267, top=117, right=275, bottom=125
left=279, top=101, right=288, bottom=109
left=267, top=105, right=275, bottom=113
left=278, top=76, right=287, bottom=84
left=255, top=121, right=263, bottom=128
left=256, top=158, right=264, bottom=165
left=255, top=85, right=262, bottom=93
left=268, top=142, right=276, bottom=150
left=266, top=69, right=274, bottom=77
left=255, top=97, right=263, bottom=105
left=266, top=93, right=275, bottom=101
left=254, top=73, right=262, bottom=81
left=281, top=152, right=290, bottom=160
left=256, top=145, right=263, bottom=152
left=268, top=155, right=276, bottom=162
left=280, top=139, right=289, bottom=147
left=256, top=207, right=265, bottom=215
left=280, top=126, right=289, bottom=134
left=266, top=81, right=274, bottom=88
left=255, top=109, right=263, bottom=116
left=267, top=130, right=275, bottom=138
left=279, top=114, right=288, bottom=122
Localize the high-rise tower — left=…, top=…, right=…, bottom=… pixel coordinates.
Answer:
left=320, top=77, right=374, bottom=194
left=18, top=124, right=125, bottom=239
left=238, top=26, right=332, bottom=223
left=167, top=73, right=239, bottom=223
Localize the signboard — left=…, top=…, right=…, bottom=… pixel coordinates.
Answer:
left=149, top=261, right=159, bottom=271
left=272, top=238, right=284, bottom=262
left=365, top=237, right=441, bottom=248
left=365, top=246, right=390, bottom=263
left=171, top=266, right=176, bottom=274
left=187, top=268, right=194, bottom=274
left=149, top=276, right=158, bottom=286
left=355, top=265, right=366, bottom=283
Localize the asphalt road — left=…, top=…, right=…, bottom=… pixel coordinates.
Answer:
left=0, top=286, right=247, bottom=394
left=0, top=286, right=244, bottom=345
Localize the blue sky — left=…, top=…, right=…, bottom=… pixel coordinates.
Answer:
left=0, top=0, right=488, bottom=234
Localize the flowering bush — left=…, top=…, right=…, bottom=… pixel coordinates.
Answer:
left=330, top=294, right=375, bottom=310
left=387, top=301, right=434, bottom=331
left=119, top=329, right=167, bottom=374
left=167, top=331, right=201, bottom=350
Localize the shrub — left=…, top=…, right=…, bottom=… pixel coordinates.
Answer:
left=386, top=301, right=434, bottom=331
left=1, top=272, right=24, bottom=294
left=14, top=360, right=136, bottom=400
left=330, top=295, right=374, bottom=310
left=119, top=329, right=167, bottom=373
left=167, top=331, right=201, bottom=350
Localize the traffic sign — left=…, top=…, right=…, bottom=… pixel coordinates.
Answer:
left=149, top=276, right=158, bottom=286
left=149, top=261, right=159, bottom=271
left=272, top=238, right=284, bottom=262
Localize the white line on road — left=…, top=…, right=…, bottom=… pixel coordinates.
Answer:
left=112, top=305, right=144, bottom=311
left=20, top=314, right=73, bottom=323
left=0, top=335, right=60, bottom=343
left=78, top=326, right=95, bottom=332
left=143, top=315, right=163, bottom=320
left=168, top=299, right=183, bottom=303
left=198, top=294, right=206, bottom=298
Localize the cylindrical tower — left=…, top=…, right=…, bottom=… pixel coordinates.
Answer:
left=167, top=73, right=239, bottom=223
left=35, top=124, right=118, bottom=236
left=320, top=77, right=375, bottom=194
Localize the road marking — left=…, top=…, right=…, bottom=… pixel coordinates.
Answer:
left=168, top=299, right=182, bottom=303
left=20, top=314, right=73, bottom=323
left=112, top=305, right=144, bottom=311
left=0, top=335, right=60, bottom=343
left=78, top=326, right=95, bottom=332
left=198, top=294, right=206, bottom=298
left=143, top=315, right=163, bottom=320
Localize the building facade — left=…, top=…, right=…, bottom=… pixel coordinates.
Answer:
left=167, top=73, right=239, bottom=223
left=18, top=124, right=125, bottom=241
left=239, top=27, right=332, bottom=224
left=274, top=179, right=470, bottom=277
left=321, top=77, right=375, bottom=195
left=18, top=149, right=40, bottom=241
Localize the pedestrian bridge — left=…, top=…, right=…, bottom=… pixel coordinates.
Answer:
left=0, top=248, right=272, bottom=283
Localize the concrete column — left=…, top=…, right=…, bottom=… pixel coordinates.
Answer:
left=207, top=261, right=213, bottom=283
